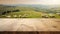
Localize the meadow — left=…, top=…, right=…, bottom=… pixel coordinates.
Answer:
left=0, top=5, right=60, bottom=18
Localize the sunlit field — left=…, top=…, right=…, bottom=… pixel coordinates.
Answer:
left=0, top=5, right=60, bottom=18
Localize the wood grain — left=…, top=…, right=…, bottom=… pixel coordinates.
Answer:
left=0, top=18, right=60, bottom=31
left=0, top=31, right=60, bottom=34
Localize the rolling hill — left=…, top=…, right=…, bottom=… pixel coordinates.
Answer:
left=0, top=4, right=60, bottom=18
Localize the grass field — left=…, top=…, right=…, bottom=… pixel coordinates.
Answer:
left=0, top=5, right=60, bottom=18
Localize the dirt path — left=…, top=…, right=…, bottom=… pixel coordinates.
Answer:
left=0, top=18, right=60, bottom=31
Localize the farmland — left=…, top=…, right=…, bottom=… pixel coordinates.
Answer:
left=0, top=4, right=60, bottom=18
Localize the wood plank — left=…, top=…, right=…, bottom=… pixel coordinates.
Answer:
left=0, top=18, right=60, bottom=31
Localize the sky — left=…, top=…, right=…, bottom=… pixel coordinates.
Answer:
left=0, top=0, right=60, bottom=5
